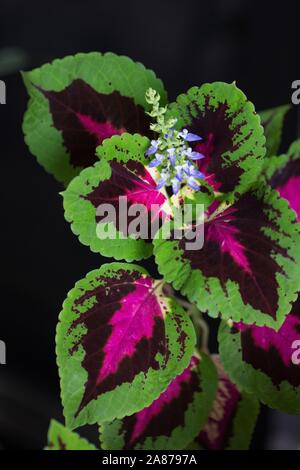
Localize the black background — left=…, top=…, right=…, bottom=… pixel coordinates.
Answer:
left=0, top=0, right=300, bottom=450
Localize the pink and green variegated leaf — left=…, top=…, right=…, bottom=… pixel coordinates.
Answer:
left=22, top=52, right=167, bottom=185
left=167, top=82, right=266, bottom=200
left=56, top=263, right=195, bottom=429
left=196, top=356, right=259, bottom=450
left=259, top=105, right=290, bottom=158
left=218, top=294, right=300, bottom=414
left=45, top=420, right=97, bottom=450
left=269, top=139, right=300, bottom=221
left=63, top=134, right=170, bottom=261
left=99, top=353, right=217, bottom=450
left=154, top=185, right=300, bottom=328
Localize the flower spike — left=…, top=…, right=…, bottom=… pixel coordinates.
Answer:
left=145, top=89, right=205, bottom=194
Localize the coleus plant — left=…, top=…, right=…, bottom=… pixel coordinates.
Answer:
left=23, top=52, right=300, bottom=451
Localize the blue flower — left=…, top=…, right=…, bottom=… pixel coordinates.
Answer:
left=187, top=177, right=201, bottom=191
left=184, top=147, right=205, bottom=161
left=149, top=153, right=165, bottom=168
left=167, top=148, right=176, bottom=166
left=145, top=119, right=205, bottom=194
left=179, top=128, right=203, bottom=142
left=172, top=178, right=181, bottom=195
left=175, top=165, right=184, bottom=181
left=184, top=163, right=205, bottom=179
left=156, top=171, right=168, bottom=190
left=146, top=139, right=160, bottom=155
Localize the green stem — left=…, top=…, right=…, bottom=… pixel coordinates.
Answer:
left=163, top=284, right=209, bottom=353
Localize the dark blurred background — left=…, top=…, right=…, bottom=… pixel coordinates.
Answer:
left=0, top=0, right=300, bottom=450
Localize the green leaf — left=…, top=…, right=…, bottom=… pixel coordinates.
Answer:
left=264, top=138, right=300, bottom=184
left=225, top=392, right=259, bottom=450
left=56, top=263, right=195, bottom=429
left=154, top=185, right=300, bottom=329
left=181, top=185, right=215, bottom=215
left=22, top=52, right=167, bottom=185
left=99, top=353, right=217, bottom=450
left=259, top=105, right=290, bottom=158
left=63, top=133, right=170, bottom=261
left=45, top=420, right=97, bottom=450
left=167, top=82, right=266, bottom=201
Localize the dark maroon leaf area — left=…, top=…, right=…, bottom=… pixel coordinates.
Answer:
left=198, top=399, right=238, bottom=451
left=237, top=297, right=300, bottom=387
left=121, top=371, right=200, bottom=448
left=186, top=98, right=245, bottom=193
left=271, top=158, right=300, bottom=189
left=69, top=270, right=166, bottom=415
left=86, top=159, right=167, bottom=239
left=37, top=79, right=152, bottom=168
left=179, top=192, right=287, bottom=317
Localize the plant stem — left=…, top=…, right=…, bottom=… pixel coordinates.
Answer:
left=163, top=284, right=209, bottom=353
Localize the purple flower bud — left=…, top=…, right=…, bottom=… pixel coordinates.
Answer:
left=175, top=165, right=184, bottom=181
left=167, top=148, right=176, bottom=166
left=185, top=133, right=203, bottom=142
left=146, top=146, right=157, bottom=156
left=149, top=153, right=165, bottom=167
left=149, top=158, right=161, bottom=168
left=187, top=177, right=201, bottom=191
left=172, top=178, right=181, bottom=195
left=156, top=177, right=167, bottom=189
left=189, top=167, right=205, bottom=179
left=184, top=148, right=205, bottom=161
left=179, top=128, right=202, bottom=142
left=146, top=139, right=159, bottom=156
left=182, top=162, right=193, bottom=176
left=169, top=155, right=176, bottom=166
